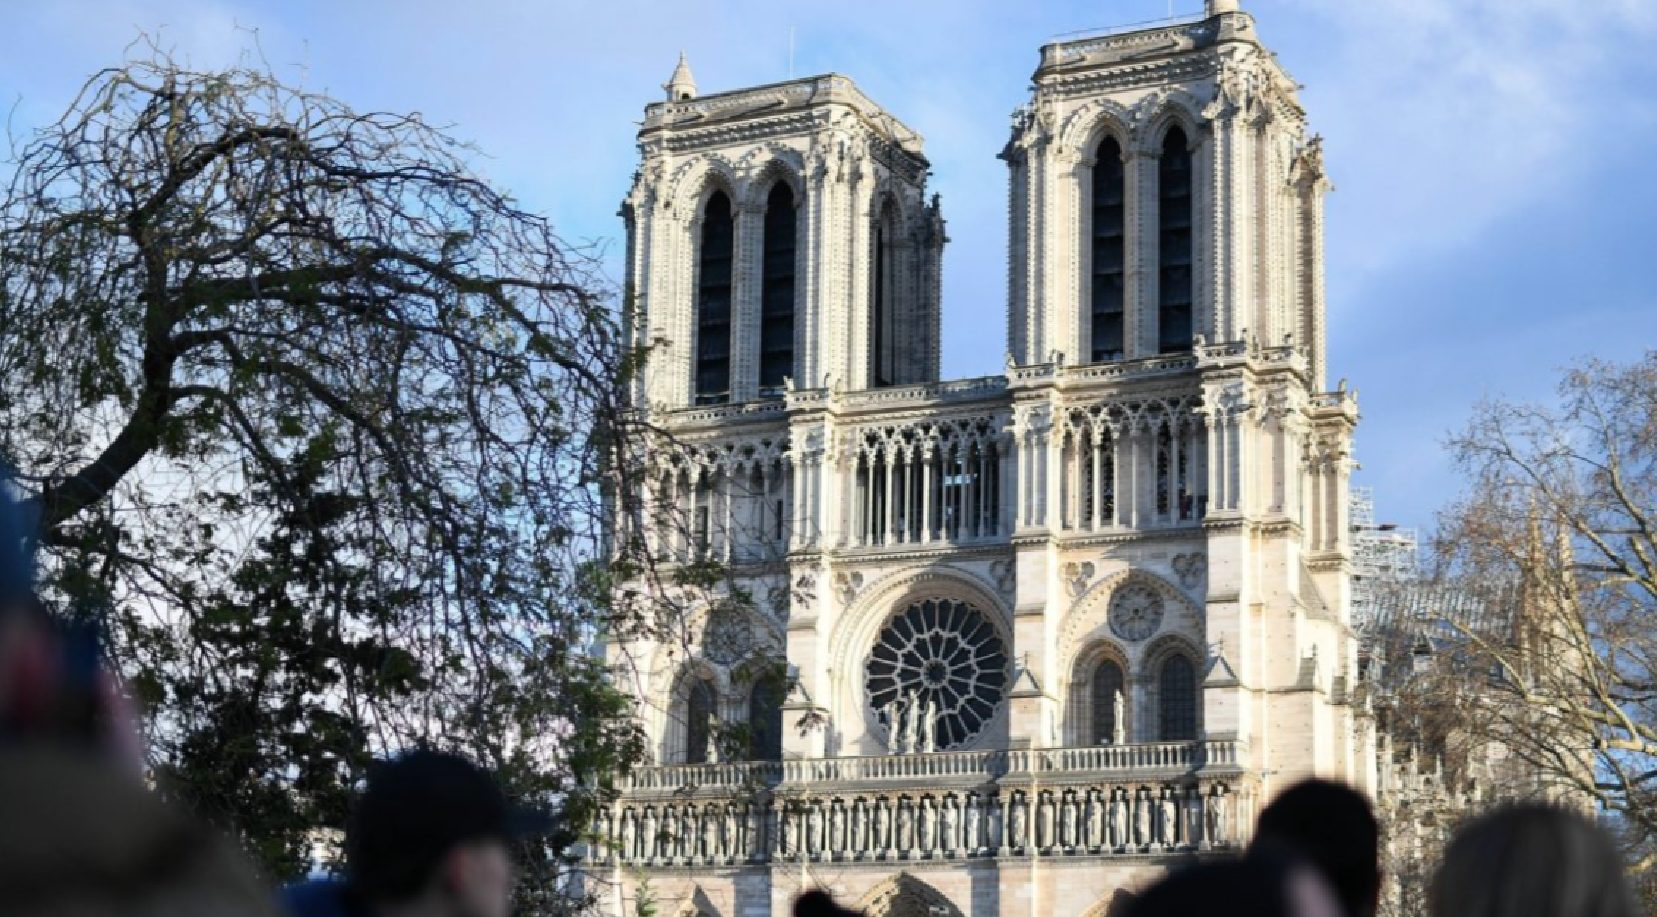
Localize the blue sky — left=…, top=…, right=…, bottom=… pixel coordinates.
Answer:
left=4, top=0, right=1655, bottom=534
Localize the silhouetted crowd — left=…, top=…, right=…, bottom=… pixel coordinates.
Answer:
left=0, top=466, right=1642, bottom=917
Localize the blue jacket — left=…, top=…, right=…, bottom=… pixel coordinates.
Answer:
left=282, top=880, right=371, bottom=917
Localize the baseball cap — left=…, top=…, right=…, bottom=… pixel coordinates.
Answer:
left=347, top=749, right=553, bottom=900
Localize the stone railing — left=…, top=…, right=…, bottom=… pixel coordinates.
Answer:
left=621, top=741, right=1244, bottom=797
left=597, top=769, right=1252, bottom=868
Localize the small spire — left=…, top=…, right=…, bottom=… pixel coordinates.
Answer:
left=664, top=52, right=698, bottom=101
left=1206, top=0, right=1240, bottom=14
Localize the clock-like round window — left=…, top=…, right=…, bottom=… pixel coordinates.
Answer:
left=865, top=597, right=1008, bottom=750
left=701, top=608, right=753, bottom=665
left=1108, top=583, right=1165, bottom=642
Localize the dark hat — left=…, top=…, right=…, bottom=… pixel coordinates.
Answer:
left=347, top=749, right=553, bottom=900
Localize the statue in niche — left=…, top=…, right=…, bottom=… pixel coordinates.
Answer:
left=779, top=803, right=795, bottom=856
left=918, top=797, right=935, bottom=852
left=618, top=808, right=635, bottom=861
left=964, top=793, right=981, bottom=852
left=895, top=797, right=914, bottom=854
left=1009, top=793, right=1028, bottom=849
left=1208, top=785, right=1231, bottom=845
left=1109, top=789, right=1127, bottom=848
left=678, top=806, right=694, bottom=858
left=1037, top=791, right=1054, bottom=849
left=701, top=805, right=718, bottom=860
left=1185, top=787, right=1203, bottom=847
left=1060, top=792, right=1078, bottom=849
left=805, top=801, right=822, bottom=855
left=1134, top=788, right=1151, bottom=848
left=829, top=800, right=845, bottom=854
left=874, top=797, right=892, bottom=852
left=849, top=798, right=865, bottom=854
left=987, top=794, right=1004, bottom=850
left=641, top=806, right=658, bottom=860
left=1160, top=788, right=1179, bottom=848
left=921, top=695, right=939, bottom=753
left=705, top=712, right=722, bottom=764
left=1087, top=789, right=1104, bottom=849
left=1113, top=689, right=1127, bottom=746
left=941, top=795, right=960, bottom=852
left=723, top=804, right=739, bottom=858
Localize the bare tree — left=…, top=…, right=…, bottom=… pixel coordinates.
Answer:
left=1390, top=352, right=1657, bottom=888
left=0, top=47, right=667, bottom=898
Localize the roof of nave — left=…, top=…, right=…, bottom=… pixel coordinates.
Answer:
left=640, top=71, right=926, bottom=162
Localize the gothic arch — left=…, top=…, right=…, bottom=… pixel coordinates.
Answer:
left=856, top=872, right=965, bottom=917
left=1065, top=638, right=1131, bottom=746
left=1078, top=889, right=1139, bottom=917
left=1131, top=90, right=1205, bottom=157
left=1059, top=568, right=1202, bottom=668
left=668, top=156, right=743, bottom=219
left=1059, top=98, right=1134, bottom=156
left=661, top=659, right=724, bottom=763
left=669, top=885, right=721, bottom=917
left=1142, top=632, right=1204, bottom=741
left=738, top=149, right=807, bottom=211
left=828, top=565, right=1013, bottom=753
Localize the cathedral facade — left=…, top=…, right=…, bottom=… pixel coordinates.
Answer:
left=600, top=2, right=1370, bottom=915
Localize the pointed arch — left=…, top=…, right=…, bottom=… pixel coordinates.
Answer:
left=664, top=661, right=723, bottom=764
left=1066, top=638, right=1131, bottom=746
left=693, top=187, right=735, bottom=404
left=758, top=179, right=798, bottom=395
left=856, top=872, right=965, bottom=917
left=1156, top=125, right=1194, bottom=354
left=1143, top=633, right=1204, bottom=742
left=870, top=195, right=900, bottom=388
left=1087, top=131, right=1127, bottom=363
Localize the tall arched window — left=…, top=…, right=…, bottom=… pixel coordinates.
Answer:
left=870, top=205, right=895, bottom=388
left=759, top=182, right=797, bottom=396
left=1090, top=659, right=1126, bottom=745
left=694, top=190, right=734, bottom=404
left=1090, top=136, right=1126, bottom=363
left=1157, top=128, right=1194, bottom=354
left=747, top=677, right=785, bottom=761
left=684, top=678, right=717, bottom=763
left=1158, top=654, right=1198, bottom=741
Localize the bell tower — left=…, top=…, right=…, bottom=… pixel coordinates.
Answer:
left=1003, top=0, right=1331, bottom=387
left=622, top=62, right=946, bottom=411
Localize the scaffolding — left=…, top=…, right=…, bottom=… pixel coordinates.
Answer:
left=1350, top=486, right=1420, bottom=633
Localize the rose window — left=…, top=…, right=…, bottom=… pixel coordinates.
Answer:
left=1108, top=583, right=1165, bottom=642
left=701, top=608, right=753, bottom=665
left=865, top=597, right=1008, bottom=750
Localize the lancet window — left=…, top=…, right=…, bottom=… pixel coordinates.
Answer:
left=1089, top=659, right=1126, bottom=745
left=871, top=204, right=896, bottom=388
left=1058, top=403, right=1207, bottom=532
left=1158, top=654, right=1198, bottom=741
left=759, top=182, right=797, bottom=396
left=1090, top=136, right=1127, bottom=362
left=694, top=190, right=735, bottom=404
left=683, top=677, right=718, bottom=763
left=748, top=677, right=784, bottom=761
left=1157, top=128, right=1194, bottom=354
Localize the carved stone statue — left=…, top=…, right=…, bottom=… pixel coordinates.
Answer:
left=1009, top=793, right=1028, bottom=849
left=874, top=797, right=892, bottom=852
left=723, top=804, right=739, bottom=859
left=886, top=696, right=908, bottom=754
left=896, top=797, right=914, bottom=854
left=921, top=696, right=939, bottom=753
left=805, top=801, right=822, bottom=855
left=705, top=712, right=721, bottom=764
left=964, top=793, right=981, bottom=851
left=619, top=808, right=636, bottom=861
left=780, top=804, right=795, bottom=856
left=829, top=800, right=845, bottom=855
left=1060, top=791, right=1078, bottom=849
left=641, top=806, right=659, bottom=860
left=918, top=797, right=935, bottom=852
left=1185, top=787, right=1203, bottom=848
left=987, top=794, right=1004, bottom=850
left=1109, top=789, right=1127, bottom=848
left=701, top=804, right=718, bottom=859
left=1086, top=789, right=1104, bottom=849
left=1207, top=785, right=1231, bottom=845
left=902, top=690, right=922, bottom=754
left=941, top=795, right=960, bottom=851
left=1160, top=788, right=1178, bottom=848
left=850, top=798, right=866, bottom=854
left=1036, top=791, right=1054, bottom=850
left=1113, top=689, right=1127, bottom=746
left=1134, top=789, right=1150, bottom=848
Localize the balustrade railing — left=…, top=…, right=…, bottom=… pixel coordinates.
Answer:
left=620, top=740, right=1242, bottom=794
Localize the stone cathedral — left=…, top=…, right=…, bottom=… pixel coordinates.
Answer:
left=600, top=2, right=1369, bottom=916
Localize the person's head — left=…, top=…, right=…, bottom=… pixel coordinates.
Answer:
left=1251, top=779, right=1381, bottom=917
left=1129, top=857, right=1344, bottom=917
left=1430, top=804, right=1635, bottom=917
left=347, top=750, right=551, bottom=917
left=793, top=889, right=865, bottom=917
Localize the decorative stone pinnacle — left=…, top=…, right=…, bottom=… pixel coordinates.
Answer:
left=664, top=51, right=698, bottom=101
left=1207, top=0, right=1240, bottom=14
